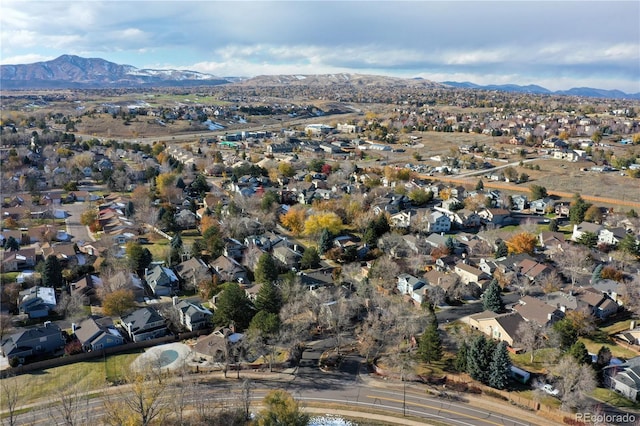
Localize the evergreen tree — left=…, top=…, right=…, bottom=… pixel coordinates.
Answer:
left=212, top=283, right=255, bottom=330
left=126, top=242, right=153, bottom=277
left=42, top=255, right=63, bottom=288
left=568, top=341, right=591, bottom=365
left=591, top=264, right=604, bottom=284
left=475, top=179, right=484, bottom=191
left=254, top=281, right=282, bottom=315
left=318, top=228, right=332, bottom=254
left=552, top=318, right=578, bottom=351
left=482, top=279, right=504, bottom=313
left=300, top=247, right=320, bottom=270
left=569, top=193, right=591, bottom=225
left=495, top=240, right=508, bottom=258
left=454, top=342, right=468, bottom=372
left=595, top=346, right=612, bottom=385
left=418, top=312, right=443, bottom=364
left=255, top=253, right=279, bottom=284
left=4, top=236, right=20, bottom=251
left=467, top=335, right=490, bottom=384
left=548, top=219, right=559, bottom=232
left=488, top=342, right=512, bottom=390
left=125, top=200, right=135, bottom=218
left=619, top=233, right=640, bottom=256
left=445, top=237, right=456, bottom=255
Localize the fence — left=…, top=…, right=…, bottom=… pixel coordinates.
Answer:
left=1, top=329, right=209, bottom=379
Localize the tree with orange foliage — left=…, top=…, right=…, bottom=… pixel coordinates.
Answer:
left=280, top=208, right=306, bottom=236
left=199, top=214, right=217, bottom=234
left=505, top=232, right=537, bottom=255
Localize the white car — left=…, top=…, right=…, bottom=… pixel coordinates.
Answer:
left=542, top=384, right=560, bottom=396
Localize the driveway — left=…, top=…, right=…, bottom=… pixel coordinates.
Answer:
left=64, top=201, right=95, bottom=243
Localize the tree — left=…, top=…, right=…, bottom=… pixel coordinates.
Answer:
left=529, top=184, right=547, bottom=200
left=467, top=335, right=494, bottom=384
left=303, top=212, right=343, bottom=237
left=280, top=208, right=306, bottom=236
left=43, top=255, right=64, bottom=288
left=475, top=179, right=484, bottom=191
left=300, top=247, right=320, bottom=270
left=568, top=341, right=591, bottom=365
left=551, top=318, right=578, bottom=351
left=0, top=373, right=19, bottom=426
left=202, top=225, right=225, bottom=258
left=548, top=218, right=559, bottom=232
left=488, top=341, right=512, bottom=390
left=569, top=193, right=591, bottom=225
left=418, top=313, right=443, bottom=364
left=213, top=283, right=255, bottom=330
left=517, top=321, right=546, bottom=363
left=249, top=310, right=280, bottom=336
left=408, top=188, right=433, bottom=206
left=454, top=342, right=468, bottom=372
left=255, top=253, right=279, bottom=284
left=482, top=279, right=504, bottom=312
left=619, top=233, right=640, bottom=256
left=505, top=232, right=537, bottom=255
left=584, top=205, right=603, bottom=223
left=261, top=190, right=279, bottom=211
left=254, top=281, right=282, bottom=315
left=102, top=289, right=136, bottom=317
left=125, top=242, right=153, bottom=277
left=595, top=346, right=612, bottom=384
left=552, top=356, right=596, bottom=411
left=577, top=231, right=598, bottom=248
left=255, top=390, right=310, bottom=426
left=317, top=228, right=332, bottom=254
left=102, top=370, right=169, bottom=426
left=494, top=240, right=508, bottom=258
left=3, top=236, right=20, bottom=251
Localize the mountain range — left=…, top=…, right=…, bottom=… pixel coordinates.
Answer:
left=1, top=55, right=638, bottom=99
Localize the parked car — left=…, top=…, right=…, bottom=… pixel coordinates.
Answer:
left=541, top=384, right=560, bottom=396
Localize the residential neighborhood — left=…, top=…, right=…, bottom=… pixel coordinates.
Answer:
left=1, top=80, right=640, bottom=425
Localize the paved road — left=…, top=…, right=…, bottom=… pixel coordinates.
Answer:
left=64, top=201, right=95, bottom=244
left=6, top=337, right=555, bottom=426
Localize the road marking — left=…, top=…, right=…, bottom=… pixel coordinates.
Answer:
left=367, top=394, right=510, bottom=426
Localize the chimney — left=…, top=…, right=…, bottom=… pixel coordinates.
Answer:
left=72, top=323, right=77, bottom=333
left=44, top=321, right=52, bottom=327
left=172, top=296, right=179, bottom=306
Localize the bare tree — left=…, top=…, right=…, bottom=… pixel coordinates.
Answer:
left=0, top=313, right=15, bottom=342
left=553, top=244, right=593, bottom=288
left=368, top=255, right=401, bottom=291
left=102, top=371, right=169, bottom=426
left=517, top=321, right=546, bottom=363
left=551, top=356, right=596, bottom=411
left=56, top=291, right=87, bottom=321
left=237, top=379, right=253, bottom=422
left=0, top=373, right=20, bottom=426
left=539, top=269, right=564, bottom=294
left=48, top=378, right=91, bottom=426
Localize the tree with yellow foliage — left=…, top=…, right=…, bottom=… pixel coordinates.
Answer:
left=280, top=208, right=306, bottom=236
left=199, top=214, right=218, bottom=234
left=505, top=232, right=537, bottom=255
left=304, top=212, right=343, bottom=237
left=155, top=173, right=179, bottom=203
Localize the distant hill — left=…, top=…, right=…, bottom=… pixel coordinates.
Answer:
left=236, top=73, right=444, bottom=88
left=442, top=81, right=640, bottom=100
left=0, top=55, right=230, bottom=89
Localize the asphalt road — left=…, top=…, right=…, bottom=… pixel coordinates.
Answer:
left=64, top=201, right=95, bottom=244
left=7, top=337, right=554, bottom=426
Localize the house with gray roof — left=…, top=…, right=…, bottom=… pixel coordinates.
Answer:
left=145, top=265, right=179, bottom=296
left=604, top=356, right=640, bottom=401
left=173, top=297, right=213, bottom=331
left=121, top=307, right=168, bottom=342
left=1, top=322, right=65, bottom=362
left=18, top=286, right=57, bottom=319
left=73, top=316, right=124, bottom=352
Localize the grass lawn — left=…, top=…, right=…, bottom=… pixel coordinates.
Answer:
left=147, top=239, right=170, bottom=260
left=0, top=272, right=20, bottom=284
left=592, top=388, right=640, bottom=409
left=601, top=319, right=634, bottom=335
left=510, top=348, right=558, bottom=374
left=514, top=389, right=562, bottom=409
left=1, top=352, right=140, bottom=406
left=578, top=337, right=638, bottom=359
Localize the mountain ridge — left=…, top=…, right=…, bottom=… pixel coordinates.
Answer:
left=1, top=55, right=638, bottom=100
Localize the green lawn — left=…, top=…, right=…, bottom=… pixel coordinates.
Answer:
left=510, top=348, right=559, bottom=374
left=592, top=388, right=640, bottom=409
left=601, top=319, right=634, bottom=335
left=578, top=337, right=638, bottom=359
left=1, top=352, right=141, bottom=406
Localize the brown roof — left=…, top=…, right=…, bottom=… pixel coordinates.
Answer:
left=513, top=296, right=561, bottom=326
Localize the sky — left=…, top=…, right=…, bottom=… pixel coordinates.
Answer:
left=2, top=1, right=639, bottom=93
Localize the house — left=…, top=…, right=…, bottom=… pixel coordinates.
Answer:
left=467, top=311, right=526, bottom=347
left=397, top=273, right=426, bottom=296
left=192, top=328, right=244, bottom=363
left=517, top=259, right=551, bottom=282
left=145, top=265, right=179, bottom=296
left=511, top=195, right=528, bottom=211
left=272, top=245, right=303, bottom=270
left=173, top=297, right=213, bottom=331
left=598, top=227, right=628, bottom=246
left=539, top=231, right=566, bottom=251
left=174, top=257, right=211, bottom=288
left=604, top=356, right=640, bottom=401
left=121, top=307, right=168, bottom=342
left=18, top=286, right=57, bottom=318
left=73, top=316, right=124, bottom=352
left=70, top=274, right=102, bottom=305
left=530, top=198, right=554, bottom=214
left=572, top=221, right=603, bottom=242
left=175, top=209, right=197, bottom=229
left=223, top=238, right=246, bottom=261
left=576, top=287, right=619, bottom=319
left=454, top=262, right=491, bottom=288
left=591, top=279, right=623, bottom=305
left=426, top=211, right=451, bottom=233
left=513, top=295, right=564, bottom=327
left=390, top=211, right=412, bottom=229
left=210, top=255, right=249, bottom=285
left=450, top=209, right=482, bottom=228
left=478, top=208, right=511, bottom=226
left=0, top=322, right=65, bottom=362
left=1, top=248, right=37, bottom=272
